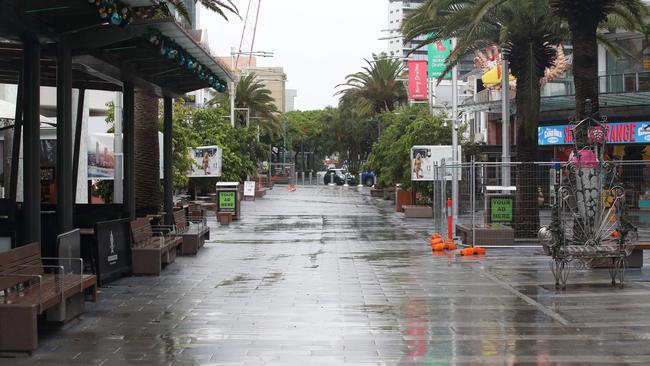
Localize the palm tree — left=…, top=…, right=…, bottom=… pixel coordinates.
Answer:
left=210, top=73, right=280, bottom=128
left=337, top=54, right=407, bottom=116
left=402, top=0, right=563, bottom=236
left=550, top=0, right=648, bottom=145
left=163, top=0, right=239, bottom=23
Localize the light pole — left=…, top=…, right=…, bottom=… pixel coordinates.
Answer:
left=451, top=37, right=459, bottom=235
left=501, top=56, right=511, bottom=189
left=229, top=48, right=274, bottom=128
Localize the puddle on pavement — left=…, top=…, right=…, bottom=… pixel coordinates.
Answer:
left=215, top=275, right=252, bottom=288
left=343, top=250, right=412, bottom=262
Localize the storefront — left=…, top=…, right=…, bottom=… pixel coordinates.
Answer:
left=538, top=121, right=650, bottom=210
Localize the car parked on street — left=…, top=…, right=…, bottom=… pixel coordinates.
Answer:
left=323, top=169, right=356, bottom=185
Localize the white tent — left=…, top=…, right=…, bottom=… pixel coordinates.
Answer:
left=0, top=99, right=54, bottom=125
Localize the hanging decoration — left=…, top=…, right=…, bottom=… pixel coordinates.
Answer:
left=88, top=0, right=133, bottom=27
left=146, top=30, right=228, bottom=93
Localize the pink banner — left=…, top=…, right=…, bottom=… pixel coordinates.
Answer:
left=408, top=60, right=428, bottom=101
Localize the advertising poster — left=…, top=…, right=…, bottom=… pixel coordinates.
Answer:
left=88, top=133, right=115, bottom=179
left=188, top=146, right=223, bottom=178
left=490, top=196, right=514, bottom=223
left=408, top=60, right=428, bottom=101
left=411, top=145, right=462, bottom=182
left=243, top=181, right=256, bottom=197
left=88, top=133, right=163, bottom=180
left=428, top=39, right=452, bottom=79
left=219, top=191, right=236, bottom=212
left=538, top=122, right=650, bottom=145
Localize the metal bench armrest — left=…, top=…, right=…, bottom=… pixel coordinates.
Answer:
left=41, top=257, right=85, bottom=292
left=0, top=273, right=44, bottom=313
left=18, top=265, right=65, bottom=304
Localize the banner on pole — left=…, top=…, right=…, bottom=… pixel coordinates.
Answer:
left=408, top=60, right=428, bottom=101
left=428, top=39, right=452, bottom=79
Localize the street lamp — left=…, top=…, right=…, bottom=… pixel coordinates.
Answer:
left=229, top=48, right=274, bottom=128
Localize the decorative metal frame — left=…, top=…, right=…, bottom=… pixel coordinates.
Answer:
left=539, top=104, right=638, bottom=289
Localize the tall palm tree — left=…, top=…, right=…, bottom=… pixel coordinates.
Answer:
left=550, top=0, right=648, bottom=145
left=210, top=73, right=280, bottom=129
left=164, top=0, right=239, bottom=23
left=337, top=54, right=407, bottom=116
left=402, top=0, right=563, bottom=236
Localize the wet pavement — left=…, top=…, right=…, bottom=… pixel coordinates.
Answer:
left=5, top=185, right=650, bottom=365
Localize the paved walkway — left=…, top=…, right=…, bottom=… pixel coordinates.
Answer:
left=6, top=186, right=650, bottom=365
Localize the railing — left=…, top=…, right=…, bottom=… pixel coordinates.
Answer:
left=470, top=72, right=650, bottom=104
left=430, top=160, right=650, bottom=244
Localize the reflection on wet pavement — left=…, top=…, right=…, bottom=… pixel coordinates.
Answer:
left=5, top=186, right=650, bottom=365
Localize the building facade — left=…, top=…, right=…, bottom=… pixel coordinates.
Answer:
left=385, top=0, right=427, bottom=63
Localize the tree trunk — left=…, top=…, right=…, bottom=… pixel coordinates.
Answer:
left=134, top=91, right=160, bottom=214
left=570, top=19, right=600, bottom=147
left=513, top=44, right=542, bottom=238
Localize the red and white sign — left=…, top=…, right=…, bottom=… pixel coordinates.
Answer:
left=408, top=60, right=428, bottom=101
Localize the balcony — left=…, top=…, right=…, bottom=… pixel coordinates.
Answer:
left=460, top=72, right=650, bottom=113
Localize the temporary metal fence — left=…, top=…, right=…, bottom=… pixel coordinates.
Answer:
left=432, top=160, right=650, bottom=246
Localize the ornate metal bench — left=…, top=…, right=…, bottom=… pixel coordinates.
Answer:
left=539, top=111, right=638, bottom=289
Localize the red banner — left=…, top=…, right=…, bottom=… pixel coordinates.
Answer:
left=408, top=60, right=428, bottom=101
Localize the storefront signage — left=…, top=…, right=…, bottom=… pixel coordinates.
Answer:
left=538, top=122, right=650, bottom=145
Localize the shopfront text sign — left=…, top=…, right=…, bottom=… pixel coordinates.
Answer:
left=538, top=122, right=650, bottom=146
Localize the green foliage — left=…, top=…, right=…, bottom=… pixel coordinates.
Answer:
left=159, top=98, right=197, bottom=189
left=336, top=53, right=407, bottom=117
left=190, top=105, right=267, bottom=182
left=366, top=105, right=451, bottom=190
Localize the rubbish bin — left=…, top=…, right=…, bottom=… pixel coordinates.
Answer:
left=215, top=182, right=241, bottom=220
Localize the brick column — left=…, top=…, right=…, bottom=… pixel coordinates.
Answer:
left=134, top=90, right=161, bottom=214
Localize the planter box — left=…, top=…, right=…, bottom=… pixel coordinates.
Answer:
left=403, top=205, right=432, bottom=218
left=395, top=189, right=414, bottom=212
left=456, top=223, right=514, bottom=246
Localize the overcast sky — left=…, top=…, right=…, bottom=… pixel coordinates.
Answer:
left=199, top=0, right=386, bottom=111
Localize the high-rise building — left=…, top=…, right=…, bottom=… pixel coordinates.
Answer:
left=385, top=0, right=427, bottom=64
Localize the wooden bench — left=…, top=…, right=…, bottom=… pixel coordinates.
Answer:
left=456, top=223, right=515, bottom=246
left=172, top=209, right=209, bottom=255
left=130, top=218, right=182, bottom=275
left=0, top=243, right=97, bottom=352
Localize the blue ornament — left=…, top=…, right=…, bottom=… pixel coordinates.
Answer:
left=207, top=75, right=214, bottom=85
left=217, top=83, right=226, bottom=93
left=110, top=11, right=122, bottom=25
left=186, top=59, right=195, bottom=69
left=178, top=54, right=185, bottom=66
left=167, top=49, right=177, bottom=60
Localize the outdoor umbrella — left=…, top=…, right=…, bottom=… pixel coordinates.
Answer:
left=0, top=99, right=55, bottom=130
